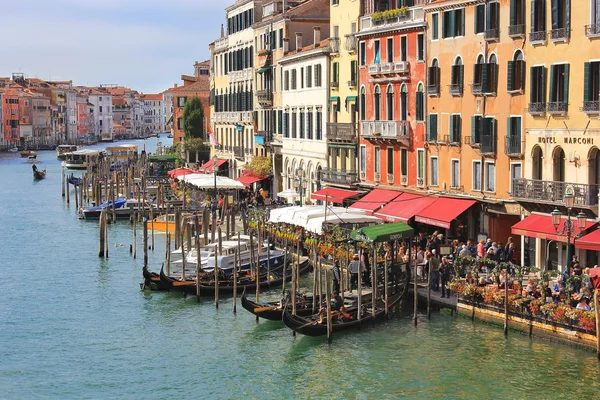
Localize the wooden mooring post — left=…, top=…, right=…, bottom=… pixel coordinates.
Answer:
left=98, top=209, right=105, bottom=258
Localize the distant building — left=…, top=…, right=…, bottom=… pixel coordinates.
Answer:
left=172, top=61, right=211, bottom=143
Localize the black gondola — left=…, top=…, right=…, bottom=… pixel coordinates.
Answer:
left=281, top=266, right=410, bottom=337
left=158, top=259, right=310, bottom=296
left=140, top=265, right=167, bottom=291
left=32, top=165, right=46, bottom=180
left=241, top=289, right=314, bottom=321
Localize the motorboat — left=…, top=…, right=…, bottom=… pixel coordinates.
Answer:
left=80, top=198, right=156, bottom=219
left=63, top=149, right=106, bottom=170
left=8, top=147, right=18, bottom=153
left=27, top=154, right=38, bottom=163
left=56, top=145, right=80, bottom=160
left=21, top=150, right=35, bottom=158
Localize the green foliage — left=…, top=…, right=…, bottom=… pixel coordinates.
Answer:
left=243, top=156, right=272, bottom=177
left=372, top=6, right=409, bottom=22
left=182, top=96, right=205, bottom=139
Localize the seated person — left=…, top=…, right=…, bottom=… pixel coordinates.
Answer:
left=332, top=291, right=343, bottom=311
left=525, top=278, right=536, bottom=296
left=337, top=306, right=352, bottom=322
left=576, top=297, right=591, bottom=311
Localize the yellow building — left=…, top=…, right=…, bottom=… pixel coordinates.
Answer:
left=322, top=0, right=361, bottom=189
left=511, top=0, right=600, bottom=270
left=424, top=0, right=525, bottom=242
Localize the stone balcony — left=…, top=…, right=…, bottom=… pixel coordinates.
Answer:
left=359, top=6, right=425, bottom=32
left=360, top=120, right=410, bottom=146
left=214, top=36, right=228, bottom=52
left=327, top=122, right=356, bottom=143
left=512, top=178, right=600, bottom=212
left=320, top=168, right=359, bottom=186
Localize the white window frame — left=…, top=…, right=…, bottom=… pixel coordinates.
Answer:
left=484, top=161, right=496, bottom=193
left=360, top=145, right=367, bottom=172
left=472, top=160, right=482, bottom=191
left=509, top=162, right=522, bottom=194
left=451, top=158, right=460, bottom=189
left=429, top=156, right=439, bottom=186
left=374, top=146, right=381, bottom=173
left=417, top=148, right=425, bottom=187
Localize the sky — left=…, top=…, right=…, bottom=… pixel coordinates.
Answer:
left=0, top=0, right=225, bottom=94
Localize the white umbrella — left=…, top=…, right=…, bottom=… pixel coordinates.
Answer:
left=277, top=188, right=299, bottom=198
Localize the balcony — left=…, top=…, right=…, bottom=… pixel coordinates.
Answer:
left=327, top=122, right=356, bottom=142
left=394, top=61, right=409, bottom=74
left=581, top=101, right=600, bottom=115
left=320, top=168, right=359, bottom=186
left=387, top=173, right=394, bottom=184
left=331, top=81, right=339, bottom=88
left=257, top=90, right=273, bottom=107
left=344, top=34, right=357, bottom=52
left=427, top=84, right=440, bottom=96
left=380, top=63, right=394, bottom=74
left=505, top=135, right=523, bottom=157
left=360, top=120, right=410, bottom=145
left=214, top=36, right=228, bottom=52
left=242, top=111, right=252, bottom=123
left=448, top=84, right=463, bottom=96
left=512, top=178, right=600, bottom=209
left=508, top=24, right=525, bottom=38
left=348, top=80, right=357, bottom=87
left=359, top=7, right=425, bottom=31
left=585, top=24, right=600, bottom=38
left=329, top=38, right=340, bottom=54
left=233, top=146, right=245, bottom=159
left=368, top=64, right=380, bottom=75
left=529, top=30, right=546, bottom=44
left=550, top=28, right=569, bottom=41
left=528, top=102, right=546, bottom=115
left=470, top=83, right=483, bottom=95
left=481, top=132, right=496, bottom=154
left=484, top=28, right=499, bottom=41
left=547, top=102, right=568, bottom=115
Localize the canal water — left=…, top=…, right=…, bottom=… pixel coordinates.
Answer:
left=1, top=138, right=599, bottom=399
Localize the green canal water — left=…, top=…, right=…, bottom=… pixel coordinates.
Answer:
left=1, top=139, right=600, bottom=399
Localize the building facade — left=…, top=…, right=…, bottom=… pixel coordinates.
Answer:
left=88, top=90, right=113, bottom=141
left=279, top=35, right=331, bottom=203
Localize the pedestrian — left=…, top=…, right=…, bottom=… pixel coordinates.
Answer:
left=348, top=253, right=365, bottom=293
left=429, top=252, right=441, bottom=292
left=361, top=250, right=371, bottom=287
left=477, top=239, right=485, bottom=259
left=440, top=257, right=452, bottom=298
left=332, top=260, right=341, bottom=294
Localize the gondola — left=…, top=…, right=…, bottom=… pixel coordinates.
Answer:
left=158, top=259, right=310, bottom=296
left=281, top=267, right=410, bottom=337
left=241, top=288, right=314, bottom=321
left=32, top=165, right=46, bottom=180
left=140, top=265, right=167, bottom=291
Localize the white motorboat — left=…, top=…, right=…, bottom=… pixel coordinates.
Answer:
left=8, top=147, right=18, bottom=153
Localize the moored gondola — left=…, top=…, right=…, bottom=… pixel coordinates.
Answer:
left=158, top=259, right=310, bottom=296
left=141, top=265, right=168, bottom=291
left=241, top=288, right=314, bottom=321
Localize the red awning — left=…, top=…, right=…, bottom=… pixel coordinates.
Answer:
left=349, top=189, right=402, bottom=215
left=197, top=159, right=227, bottom=173
left=511, top=214, right=597, bottom=243
left=168, top=167, right=195, bottom=178
left=310, top=188, right=361, bottom=204
left=374, top=193, right=437, bottom=222
left=234, top=174, right=266, bottom=187
left=414, top=198, right=476, bottom=229
left=577, top=229, right=600, bottom=251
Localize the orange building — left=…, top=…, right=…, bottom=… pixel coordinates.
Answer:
left=423, top=0, right=525, bottom=241
left=172, top=64, right=211, bottom=143
left=2, top=88, right=21, bottom=143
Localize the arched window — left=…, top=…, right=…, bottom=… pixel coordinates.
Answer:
left=488, top=54, right=498, bottom=94
left=532, top=146, right=543, bottom=180
left=374, top=85, right=381, bottom=121
left=427, top=59, right=440, bottom=95
left=416, top=83, right=424, bottom=121
left=473, top=55, right=485, bottom=93
left=360, top=87, right=366, bottom=121
left=588, top=147, right=600, bottom=186
left=451, top=57, right=463, bottom=95
left=400, top=84, right=408, bottom=121
left=553, top=147, right=565, bottom=182
left=509, top=50, right=525, bottom=92
left=386, top=85, right=394, bottom=121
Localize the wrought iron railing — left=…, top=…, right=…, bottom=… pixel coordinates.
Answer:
left=529, top=30, right=547, bottom=42
left=528, top=102, right=546, bottom=114
left=427, top=84, right=440, bottom=96
left=470, top=83, right=483, bottom=95
left=448, top=84, right=463, bottom=96
left=585, top=24, right=600, bottom=37
left=320, top=168, right=359, bottom=185
left=551, top=28, right=569, bottom=40
left=484, top=28, right=499, bottom=41
left=508, top=24, right=525, bottom=37
left=511, top=178, right=600, bottom=207
left=581, top=101, right=600, bottom=114
left=547, top=102, right=568, bottom=114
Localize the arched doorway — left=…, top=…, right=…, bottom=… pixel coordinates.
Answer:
left=553, top=147, right=565, bottom=182
left=532, top=145, right=543, bottom=180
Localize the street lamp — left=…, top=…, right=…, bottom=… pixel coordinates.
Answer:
left=551, top=191, right=588, bottom=272
left=292, top=168, right=308, bottom=206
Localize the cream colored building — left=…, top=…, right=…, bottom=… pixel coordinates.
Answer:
left=279, top=36, right=331, bottom=203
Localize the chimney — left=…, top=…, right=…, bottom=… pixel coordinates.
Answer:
left=313, top=27, right=321, bottom=48
left=220, top=24, right=224, bottom=38
left=174, top=84, right=178, bottom=88
left=295, top=32, right=303, bottom=52
left=283, top=37, right=290, bottom=53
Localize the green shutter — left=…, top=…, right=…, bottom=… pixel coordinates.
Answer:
left=518, top=60, right=526, bottom=91
left=416, top=92, right=422, bottom=120
left=549, top=65, right=556, bottom=102
left=584, top=62, right=591, bottom=102
left=485, top=3, right=491, bottom=30
left=428, top=115, right=438, bottom=141
left=427, top=67, right=434, bottom=85
left=510, top=0, right=516, bottom=26
left=541, top=66, right=547, bottom=104
left=507, top=117, right=513, bottom=147
left=277, top=110, right=282, bottom=134
left=333, top=63, right=338, bottom=84
left=471, top=116, right=480, bottom=143
left=507, top=61, right=514, bottom=91
left=563, top=64, right=570, bottom=108
left=459, top=65, right=464, bottom=90
left=482, top=63, right=489, bottom=92
left=515, top=117, right=521, bottom=141
left=530, top=66, right=536, bottom=102
left=490, top=118, right=496, bottom=153
left=448, top=10, right=455, bottom=37
left=442, top=12, right=447, bottom=38
left=433, top=14, right=439, bottom=39
left=460, top=9, right=465, bottom=35
left=493, top=63, right=499, bottom=93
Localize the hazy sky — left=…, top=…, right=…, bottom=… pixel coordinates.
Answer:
left=0, top=0, right=224, bottom=93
